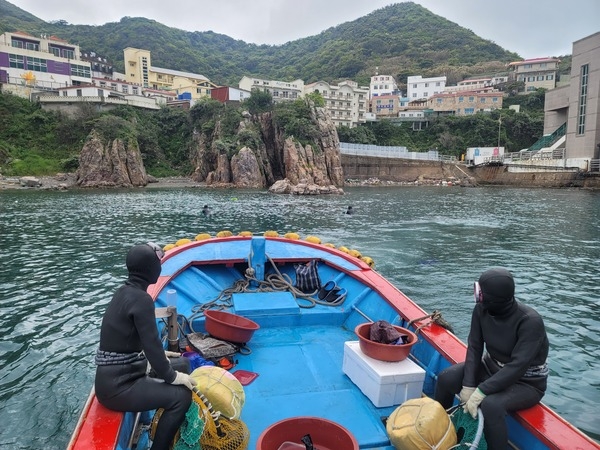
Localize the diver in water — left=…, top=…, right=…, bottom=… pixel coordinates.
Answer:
left=346, top=206, right=353, bottom=215
left=202, top=205, right=212, bottom=217
left=434, top=267, right=549, bottom=450
left=94, top=242, right=196, bottom=449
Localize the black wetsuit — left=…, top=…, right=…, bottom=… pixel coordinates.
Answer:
left=435, top=300, right=549, bottom=450
left=94, top=244, right=191, bottom=450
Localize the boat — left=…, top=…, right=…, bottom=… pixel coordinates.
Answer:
left=68, top=232, right=600, bottom=450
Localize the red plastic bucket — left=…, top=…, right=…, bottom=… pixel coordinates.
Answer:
left=203, top=309, right=259, bottom=344
left=256, top=416, right=358, bottom=450
left=355, top=322, right=417, bottom=362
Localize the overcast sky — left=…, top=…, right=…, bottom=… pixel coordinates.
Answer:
left=8, top=0, right=600, bottom=59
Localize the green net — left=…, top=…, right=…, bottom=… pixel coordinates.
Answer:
left=174, top=401, right=204, bottom=450
left=449, top=406, right=487, bottom=449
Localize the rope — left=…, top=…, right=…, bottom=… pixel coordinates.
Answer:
left=407, top=309, right=454, bottom=334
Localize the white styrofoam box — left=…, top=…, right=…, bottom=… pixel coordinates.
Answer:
left=342, top=340, right=425, bottom=408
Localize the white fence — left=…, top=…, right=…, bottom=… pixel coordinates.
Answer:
left=339, top=142, right=455, bottom=161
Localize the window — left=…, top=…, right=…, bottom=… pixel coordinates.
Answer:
left=413, top=84, right=417, bottom=88
left=425, top=83, right=429, bottom=87
left=63, top=49, right=74, bottom=59
left=436, top=82, right=440, bottom=86
left=546, top=74, right=554, bottom=80
left=26, top=57, right=47, bottom=72
left=458, top=96, right=464, bottom=103
left=121, top=85, right=128, bottom=94
left=132, top=87, right=139, bottom=95
left=492, top=97, right=498, bottom=103
left=412, top=93, right=417, bottom=97
left=9, top=54, right=24, bottom=69
left=11, top=39, right=24, bottom=48
left=437, top=98, right=442, bottom=103
left=537, top=75, right=544, bottom=81
left=465, top=107, right=474, bottom=115
left=577, top=64, right=588, bottom=135
left=528, top=76, right=535, bottom=82
left=76, top=89, right=82, bottom=96
left=469, top=96, right=474, bottom=102
left=71, top=64, right=91, bottom=78
left=480, top=98, right=486, bottom=103
left=424, top=92, right=428, bottom=97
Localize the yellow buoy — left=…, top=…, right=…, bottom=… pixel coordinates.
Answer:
left=238, top=231, right=253, bottom=237
left=338, top=246, right=350, bottom=254
left=284, top=232, right=300, bottom=240
left=163, top=243, right=176, bottom=251
left=323, top=243, right=336, bottom=248
left=305, top=235, right=321, bottom=244
left=195, top=233, right=211, bottom=241
left=361, top=256, right=375, bottom=268
left=175, top=238, right=192, bottom=247
left=216, top=230, right=233, bottom=238
left=264, top=230, right=279, bottom=237
left=349, top=249, right=362, bottom=258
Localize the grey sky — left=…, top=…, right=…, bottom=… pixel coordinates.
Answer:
left=8, top=0, right=600, bottom=59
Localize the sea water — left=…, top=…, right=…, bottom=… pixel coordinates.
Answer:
left=0, top=186, right=598, bottom=448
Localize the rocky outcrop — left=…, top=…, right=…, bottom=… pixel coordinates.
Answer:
left=76, top=130, right=148, bottom=188
left=190, top=101, right=344, bottom=194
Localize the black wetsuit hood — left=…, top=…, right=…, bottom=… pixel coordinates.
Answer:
left=126, top=244, right=161, bottom=289
left=479, top=267, right=516, bottom=316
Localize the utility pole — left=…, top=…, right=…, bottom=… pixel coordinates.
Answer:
left=497, top=114, right=502, bottom=147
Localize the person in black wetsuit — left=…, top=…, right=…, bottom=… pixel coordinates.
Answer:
left=94, top=242, right=197, bottom=450
left=434, top=267, right=549, bottom=450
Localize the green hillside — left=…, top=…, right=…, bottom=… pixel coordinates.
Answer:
left=0, top=1, right=520, bottom=86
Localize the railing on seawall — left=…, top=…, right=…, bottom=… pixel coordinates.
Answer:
left=339, top=142, right=456, bottom=161
left=590, top=159, right=600, bottom=173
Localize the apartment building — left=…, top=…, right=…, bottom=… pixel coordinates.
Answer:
left=304, top=80, right=368, bottom=128
left=427, top=90, right=503, bottom=115
left=544, top=32, right=600, bottom=165
left=407, top=75, right=446, bottom=100
left=238, top=76, right=304, bottom=103
left=123, top=47, right=217, bottom=100
left=0, top=31, right=91, bottom=90
left=369, top=74, right=398, bottom=99
left=444, top=76, right=508, bottom=94
left=371, top=93, right=400, bottom=117
left=508, top=57, right=559, bottom=93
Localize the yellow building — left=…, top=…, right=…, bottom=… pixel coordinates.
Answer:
left=123, top=47, right=217, bottom=100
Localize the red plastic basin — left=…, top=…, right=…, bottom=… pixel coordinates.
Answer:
left=203, top=309, right=259, bottom=344
left=257, top=416, right=358, bottom=450
left=355, top=322, right=417, bottom=362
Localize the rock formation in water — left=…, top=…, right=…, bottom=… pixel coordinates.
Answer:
left=190, top=101, right=344, bottom=194
left=76, top=130, right=148, bottom=188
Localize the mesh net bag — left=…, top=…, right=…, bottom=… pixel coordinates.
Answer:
left=151, top=390, right=249, bottom=450
left=448, top=405, right=487, bottom=449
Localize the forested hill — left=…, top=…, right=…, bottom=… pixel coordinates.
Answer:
left=0, top=1, right=521, bottom=86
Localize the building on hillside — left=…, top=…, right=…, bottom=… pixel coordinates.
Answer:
left=0, top=31, right=91, bottom=93
left=80, top=51, right=114, bottom=79
left=238, top=76, right=304, bottom=103
left=123, top=47, right=217, bottom=100
left=544, top=32, right=600, bottom=169
left=407, top=75, right=446, bottom=100
left=508, top=57, right=559, bottom=93
left=370, top=93, right=400, bottom=117
left=444, top=76, right=508, bottom=94
left=304, top=79, right=368, bottom=128
left=369, top=74, right=399, bottom=99
left=427, top=90, right=503, bottom=115
left=211, top=86, right=251, bottom=104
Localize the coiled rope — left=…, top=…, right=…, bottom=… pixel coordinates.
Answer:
left=407, top=309, right=454, bottom=334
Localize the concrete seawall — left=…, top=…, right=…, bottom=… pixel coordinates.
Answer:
left=340, top=154, right=600, bottom=189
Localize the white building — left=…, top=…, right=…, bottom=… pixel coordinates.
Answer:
left=0, top=31, right=91, bottom=92
left=407, top=75, right=446, bottom=100
left=305, top=80, right=368, bottom=128
left=238, top=76, right=304, bottom=103
left=369, top=74, right=398, bottom=99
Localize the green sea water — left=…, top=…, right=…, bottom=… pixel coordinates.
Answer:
left=0, top=186, right=598, bottom=448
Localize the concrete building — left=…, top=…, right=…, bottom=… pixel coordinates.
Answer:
left=238, top=76, right=304, bottom=103
left=427, top=90, right=503, bottom=115
left=544, top=32, right=600, bottom=169
left=211, top=86, right=251, bottom=104
left=370, top=93, right=400, bottom=117
left=407, top=75, right=446, bottom=100
left=508, top=57, right=559, bottom=93
left=0, top=31, right=91, bottom=92
left=369, top=74, right=398, bottom=99
left=123, top=47, right=217, bottom=100
left=304, top=80, right=368, bottom=128
left=444, top=76, right=508, bottom=94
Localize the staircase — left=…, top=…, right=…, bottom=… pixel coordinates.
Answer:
left=528, top=123, right=566, bottom=152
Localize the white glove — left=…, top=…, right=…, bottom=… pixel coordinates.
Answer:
left=165, top=350, right=181, bottom=358
left=170, top=371, right=197, bottom=391
left=464, top=388, right=486, bottom=419
left=459, top=386, right=476, bottom=403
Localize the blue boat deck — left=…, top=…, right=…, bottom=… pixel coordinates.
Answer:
left=234, top=324, right=396, bottom=450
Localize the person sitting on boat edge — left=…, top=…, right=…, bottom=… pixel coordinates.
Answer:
left=433, top=267, right=549, bottom=450
left=94, top=242, right=197, bottom=450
